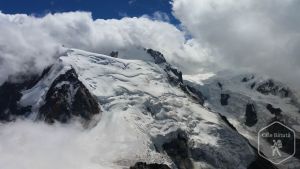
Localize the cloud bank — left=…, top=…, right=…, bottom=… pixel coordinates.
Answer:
left=0, top=117, right=154, bottom=169
left=0, top=1, right=299, bottom=88
left=172, top=0, right=300, bottom=89
left=0, top=11, right=210, bottom=84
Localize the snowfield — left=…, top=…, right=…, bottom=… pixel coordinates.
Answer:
left=184, top=72, right=300, bottom=168
left=0, top=48, right=257, bottom=169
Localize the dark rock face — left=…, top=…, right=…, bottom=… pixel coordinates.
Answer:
left=266, top=104, right=282, bottom=117
left=0, top=67, right=52, bottom=121
left=0, top=65, right=100, bottom=124
left=39, top=68, right=100, bottom=123
left=183, top=85, right=205, bottom=105
left=220, top=94, right=230, bottom=106
left=219, top=113, right=237, bottom=131
left=250, top=82, right=256, bottom=89
left=241, top=75, right=254, bottom=82
left=145, top=48, right=205, bottom=106
left=164, top=64, right=183, bottom=85
left=130, top=162, right=170, bottom=169
left=146, top=49, right=167, bottom=64
left=110, top=51, right=118, bottom=58
left=257, top=80, right=276, bottom=94
left=242, top=77, right=248, bottom=82
left=217, top=82, right=223, bottom=90
left=245, top=104, right=257, bottom=127
left=0, top=80, right=32, bottom=121
left=279, top=88, right=290, bottom=97
left=190, top=147, right=224, bottom=169
left=256, top=80, right=290, bottom=97
left=146, top=48, right=182, bottom=85
left=162, top=132, right=193, bottom=169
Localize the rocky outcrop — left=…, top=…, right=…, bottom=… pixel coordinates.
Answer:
left=219, top=113, right=237, bottom=131
left=241, top=75, right=254, bottom=82
left=0, top=66, right=51, bottom=121
left=250, top=82, right=256, bottom=89
left=146, top=49, right=167, bottom=64
left=146, top=48, right=205, bottom=105
left=245, top=104, right=257, bottom=127
left=130, top=162, right=170, bottom=169
left=0, top=80, right=33, bottom=121
left=110, top=51, right=118, bottom=58
left=266, top=104, right=282, bottom=117
left=39, top=68, right=100, bottom=123
left=220, top=93, right=230, bottom=106
left=217, top=82, right=223, bottom=89
left=164, top=64, right=183, bottom=85
left=162, top=131, right=193, bottom=169
left=0, top=65, right=100, bottom=124
left=146, top=49, right=182, bottom=85
left=256, top=79, right=290, bottom=98
left=182, top=84, right=205, bottom=105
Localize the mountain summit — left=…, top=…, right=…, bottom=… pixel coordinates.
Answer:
left=0, top=48, right=298, bottom=169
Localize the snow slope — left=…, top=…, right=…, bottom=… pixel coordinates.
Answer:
left=0, top=48, right=256, bottom=169
left=184, top=72, right=300, bottom=168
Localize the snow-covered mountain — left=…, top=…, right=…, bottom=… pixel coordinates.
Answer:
left=184, top=71, right=300, bottom=168
left=0, top=48, right=298, bottom=169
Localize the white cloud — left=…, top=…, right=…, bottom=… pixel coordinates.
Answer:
left=0, top=11, right=209, bottom=84
left=0, top=116, right=151, bottom=169
left=172, top=0, right=300, bottom=89
left=152, top=11, right=170, bottom=22
left=1, top=2, right=298, bottom=89
left=0, top=13, right=61, bottom=83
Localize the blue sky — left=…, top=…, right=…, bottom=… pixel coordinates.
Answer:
left=0, top=0, right=178, bottom=24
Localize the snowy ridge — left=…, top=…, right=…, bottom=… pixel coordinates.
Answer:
left=184, top=72, right=300, bottom=168
left=49, top=48, right=255, bottom=168
left=2, top=48, right=289, bottom=169
left=19, top=59, right=71, bottom=114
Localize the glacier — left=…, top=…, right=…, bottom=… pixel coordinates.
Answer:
left=0, top=48, right=299, bottom=169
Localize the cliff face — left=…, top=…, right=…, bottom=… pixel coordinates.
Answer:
left=0, top=67, right=51, bottom=121
left=39, top=68, right=100, bottom=123
left=0, top=64, right=100, bottom=124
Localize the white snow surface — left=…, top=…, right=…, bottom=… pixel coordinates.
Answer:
left=184, top=72, right=300, bottom=168
left=0, top=49, right=255, bottom=169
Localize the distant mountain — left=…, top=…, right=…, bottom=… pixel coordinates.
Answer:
left=184, top=71, right=300, bottom=168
